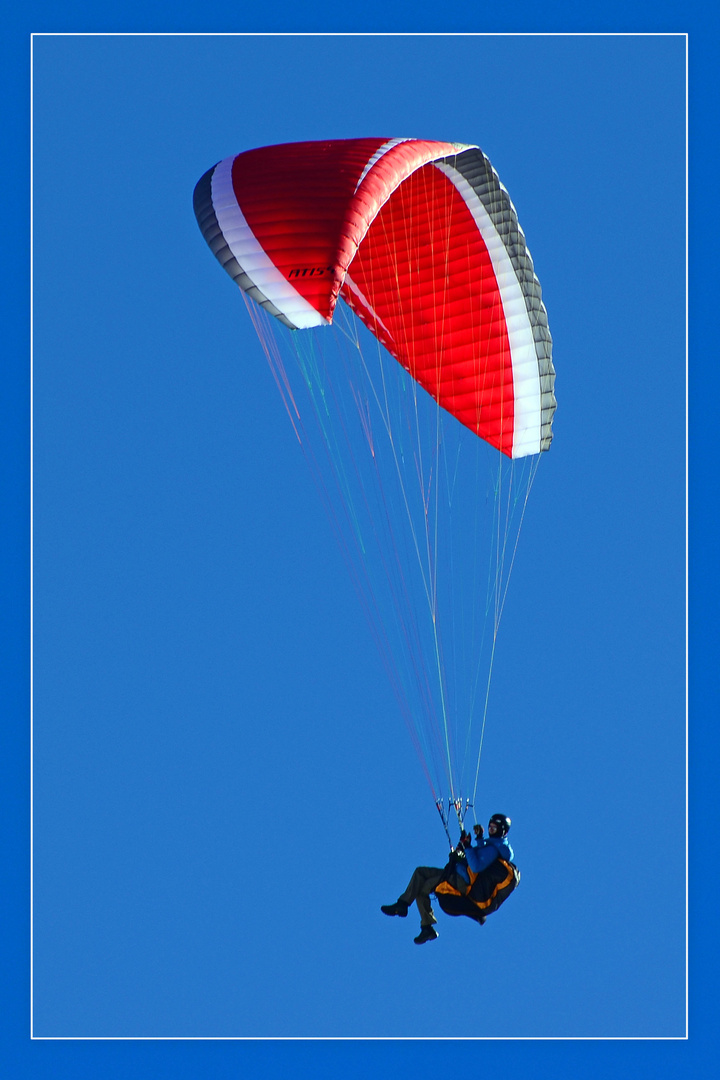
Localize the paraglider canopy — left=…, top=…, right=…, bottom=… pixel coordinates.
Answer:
left=194, top=137, right=556, bottom=819
left=194, top=137, right=555, bottom=457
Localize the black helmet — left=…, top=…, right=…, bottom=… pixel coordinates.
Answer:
left=489, top=814, right=511, bottom=837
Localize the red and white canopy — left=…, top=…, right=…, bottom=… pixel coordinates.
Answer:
left=194, top=137, right=555, bottom=457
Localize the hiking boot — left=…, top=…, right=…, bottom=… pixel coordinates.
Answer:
left=381, top=902, right=408, bottom=917
left=414, top=925, right=439, bottom=945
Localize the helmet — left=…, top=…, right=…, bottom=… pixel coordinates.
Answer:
left=488, top=814, right=511, bottom=837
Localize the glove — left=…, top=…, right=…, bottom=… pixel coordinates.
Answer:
left=473, top=823, right=484, bottom=840
left=459, top=831, right=472, bottom=848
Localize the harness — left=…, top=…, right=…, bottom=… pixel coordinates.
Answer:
left=434, top=858, right=520, bottom=921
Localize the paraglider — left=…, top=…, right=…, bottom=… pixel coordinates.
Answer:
left=194, top=138, right=555, bottom=929
left=381, top=814, right=517, bottom=943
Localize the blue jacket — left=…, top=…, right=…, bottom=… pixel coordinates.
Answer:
left=455, top=834, right=515, bottom=884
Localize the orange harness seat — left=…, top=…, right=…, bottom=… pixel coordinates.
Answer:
left=434, top=859, right=520, bottom=923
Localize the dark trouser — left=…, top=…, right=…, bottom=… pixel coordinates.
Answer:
left=398, top=866, right=468, bottom=927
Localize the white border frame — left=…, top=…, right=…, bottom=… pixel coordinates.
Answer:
left=30, top=30, right=689, bottom=1041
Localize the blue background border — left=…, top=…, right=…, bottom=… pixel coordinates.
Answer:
left=3, top=1, right=712, bottom=1076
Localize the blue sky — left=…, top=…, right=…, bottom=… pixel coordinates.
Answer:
left=3, top=2, right=716, bottom=1077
